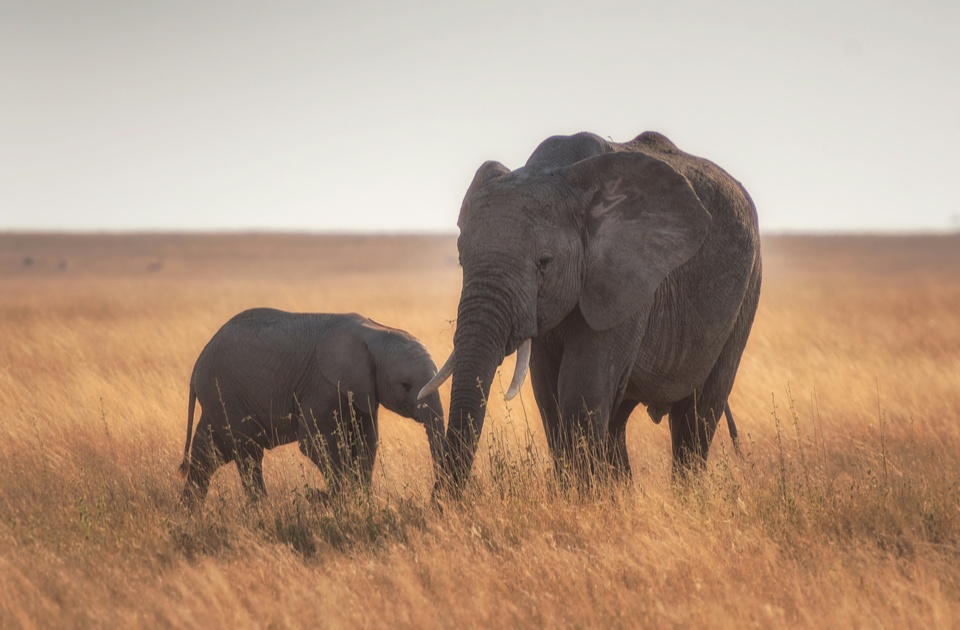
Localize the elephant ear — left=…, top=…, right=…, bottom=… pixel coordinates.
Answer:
left=457, top=160, right=511, bottom=229
left=561, top=152, right=712, bottom=331
left=318, top=333, right=378, bottom=417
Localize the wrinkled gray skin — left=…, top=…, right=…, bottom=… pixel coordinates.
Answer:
left=179, top=308, right=445, bottom=505
left=429, top=131, right=761, bottom=489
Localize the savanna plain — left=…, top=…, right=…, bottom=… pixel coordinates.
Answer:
left=1, top=232, right=959, bottom=629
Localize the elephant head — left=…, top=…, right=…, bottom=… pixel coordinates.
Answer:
left=373, top=332, right=446, bottom=478
left=420, top=139, right=712, bottom=489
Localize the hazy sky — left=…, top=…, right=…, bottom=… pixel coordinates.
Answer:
left=2, top=1, right=958, bottom=233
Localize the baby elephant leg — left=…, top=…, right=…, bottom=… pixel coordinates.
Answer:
left=181, top=415, right=230, bottom=507
left=235, top=440, right=266, bottom=501
left=296, top=398, right=349, bottom=495
left=297, top=395, right=379, bottom=496
left=347, top=407, right=378, bottom=487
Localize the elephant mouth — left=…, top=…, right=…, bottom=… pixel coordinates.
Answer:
left=418, top=337, right=532, bottom=402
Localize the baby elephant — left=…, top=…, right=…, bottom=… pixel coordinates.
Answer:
left=178, top=308, right=445, bottom=505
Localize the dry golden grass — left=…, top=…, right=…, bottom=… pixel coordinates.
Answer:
left=1, top=232, right=959, bottom=628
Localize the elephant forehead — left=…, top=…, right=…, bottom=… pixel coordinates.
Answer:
left=457, top=220, right=535, bottom=260
left=382, top=335, right=432, bottom=364
left=466, top=172, right=566, bottom=213
left=461, top=191, right=575, bottom=243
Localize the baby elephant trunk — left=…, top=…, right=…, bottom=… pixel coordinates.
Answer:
left=417, top=390, right=446, bottom=482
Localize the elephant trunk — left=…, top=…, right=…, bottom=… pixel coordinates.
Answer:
left=417, top=390, right=446, bottom=481
left=441, top=284, right=516, bottom=491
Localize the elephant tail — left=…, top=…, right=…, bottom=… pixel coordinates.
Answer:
left=724, top=402, right=742, bottom=458
left=179, top=384, right=197, bottom=477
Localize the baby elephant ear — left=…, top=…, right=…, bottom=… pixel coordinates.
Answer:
left=561, top=152, right=711, bottom=331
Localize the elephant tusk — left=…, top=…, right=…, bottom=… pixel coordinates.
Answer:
left=504, top=338, right=532, bottom=400
left=418, top=349, right=455, bottom=400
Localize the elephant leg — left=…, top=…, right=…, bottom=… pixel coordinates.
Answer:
left=668, top=372, right=741, bottom=474
left=556, top=360, right=624, bottom=483
left=235, top=441, right=266, bottom=501
left=606, top=399, right=640, bottom=480
left=668, top=390, right=722, bottom=476
left=550, top=312, right=641, bottom=485
left=296, top=392, right=355, bottom=495
left=705, top=263, right=761, bottom=452
left=670, top=263, right=761, bottom=476
left=181, top=415, right=229, bottom=507
left=348, top=407, right=378, bottom=486
left=693, top=256, right=761, bottom=463
left=530, top=336, right=564, bottom=467
left=298, top=417, right=342, bottom=492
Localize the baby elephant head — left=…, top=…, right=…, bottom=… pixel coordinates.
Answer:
left=375, top=331, right=446, bottom=477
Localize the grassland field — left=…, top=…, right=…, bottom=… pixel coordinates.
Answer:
left=1, top=232, right=959, bottom=628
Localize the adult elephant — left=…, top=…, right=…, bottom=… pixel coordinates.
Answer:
left=420, top=131, right=761, bottom=490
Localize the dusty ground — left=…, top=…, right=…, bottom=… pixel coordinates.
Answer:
left=1, top=232, right=959, bottom=628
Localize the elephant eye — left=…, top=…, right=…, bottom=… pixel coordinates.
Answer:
left=401, top=382, right=412, bottom=392
left=537, top=253, right=554, bottom=272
